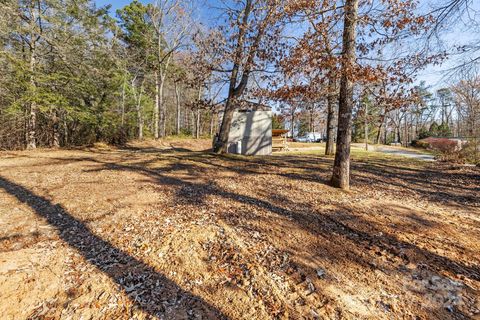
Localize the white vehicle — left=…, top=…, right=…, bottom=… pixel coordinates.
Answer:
left=295, top=132, right=323, bottom=143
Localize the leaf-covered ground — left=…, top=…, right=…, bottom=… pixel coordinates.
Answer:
left=0, top=139, right=479, bottom=319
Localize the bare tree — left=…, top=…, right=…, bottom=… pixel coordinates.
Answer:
left=330, top=0, right=359, bottom=190
left=148, top=0, right=192, bottom=138
left=452, top=66, right=480, bottom=137
left=213, top=0, right=284, bottom=153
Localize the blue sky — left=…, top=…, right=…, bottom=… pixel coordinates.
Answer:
left=416, top=24, right=479, bottom=90
left=94, top=0, right=143, bottom=14
left=94, top=0, right=224, bottom=26
left=414, top=0, right=480, bottom=90
left=95, top=0, right=479, bottom=93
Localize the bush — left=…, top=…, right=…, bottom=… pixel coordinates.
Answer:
left=418, top=127, right=430, bottom=139
left=459, top=141, right=480, bottom=165
left=437, top=123, right=452, bottom=137
left=423, top=137, right=461, bottom=151
left=179, top=128, right=192, bottom=136
left=429, top=122, right=440, bottom=136
left=411, top=139, right=430, bottom=149
left=419, top=137, right=465, bottom=162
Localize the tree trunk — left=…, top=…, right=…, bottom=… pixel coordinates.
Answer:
left=121, top=74, right=126, bottom=127
left=322, top=26, right=337, bottom=156
left=213, top=0, right=256, bottom=153
left=404, top=115, right=409, bottom=147
left=330, top=0, right=358, bottom=190
left=384, top=116, right=387, bottom=144
left=63, top=112, right=68, bottom=146
left=195, top=86, right=202, bottom=139
left=195, top=109, right=201, bottom=139
left=290, top=108, right=295, bottom=138
left=137, top=83, right=144, bottom=140
left=376, top=124, right=383, bottom=144
left=159, top=74, right=166, bottom=137
left=364, top=101, right=368, bottom=151
left=375, top=113, right=384, bottom=144
left=190, top=111, right=195, bottom=134
left=325, top=87, right=337, bottom=155
left=308, top=108, right=315, bottom=132
left=175, top=81, right=181, bottom=135
left=183, top=104, right=187, bottom=133
left=210, top=111, right=215, bottom=137
left=154, top=71, right=159, bottom=139
left=415, top=113, right=419, bottom=139
left=26, top=4, right=37, bottom=150
left=52, top=111, right=60, bottom=148
left=27, top=65, right=37, bottom=149
left=215, top=92, right=239, bottom=152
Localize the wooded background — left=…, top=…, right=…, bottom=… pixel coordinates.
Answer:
left=1, top=0, right=478, bottom=185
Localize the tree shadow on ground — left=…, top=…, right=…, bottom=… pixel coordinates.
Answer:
left=119, top=142, right=212, bottom=154
left=22, top=149, right=479, bottom=317
left=84, top=155, right=480, bottom=283
left=169, top=151, right=480, bottom=207
left=351, top=159, right=480, bottom=204
left=0, top=176, right=228, bottom=319
left=81, top=152, right=479, bottom=318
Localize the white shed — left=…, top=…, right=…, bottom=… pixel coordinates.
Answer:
left=226, top=104, right=272, bottom=156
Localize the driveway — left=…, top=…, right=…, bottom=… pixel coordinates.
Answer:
left=375, top=146, right=436, bottom=161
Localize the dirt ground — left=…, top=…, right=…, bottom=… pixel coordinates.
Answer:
left=0, top=139, right=479, bottom=319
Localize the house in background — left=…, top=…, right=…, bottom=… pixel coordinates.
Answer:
left=226, top=102, right=272, bottom=155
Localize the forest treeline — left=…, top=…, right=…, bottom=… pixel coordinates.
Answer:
left=0, top=0, right=223, bottom=150
left=1, top=0, right=478, bottom=188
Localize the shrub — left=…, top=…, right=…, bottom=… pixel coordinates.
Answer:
left=412, top=139, right=429, bottom=149
left=437, top=123, right=452, bottom=137
left=422, top=137, right=461, bottom=151
left=429, top=122, right=440, bottom=136
left=419, top=137, right=466, bottom=162
left=459, top=141, right=480, bottom=165
left=418, top=128, right=430, bottom=139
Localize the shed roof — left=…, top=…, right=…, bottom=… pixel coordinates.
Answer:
left=236, top=100, right=271, bottom=112
left=272, top=129, right=289, bottom=136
